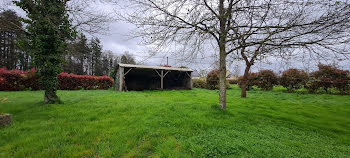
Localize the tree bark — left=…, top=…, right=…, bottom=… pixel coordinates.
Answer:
left=44, top=89, right=59, bottom=104
left=241, top=65, right=251, bottom=98
left=42, top=67, right=60, bottom=104
left=219, top=45, right=227, bottom=110
left=217, top=0, right=228, bottom=110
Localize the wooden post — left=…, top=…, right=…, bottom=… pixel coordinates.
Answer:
left=185, top=72, right=192, bottom=89
left=189, top=72, right=193, bottom=89
left=119, top=67, right=124, bottom=91
left=161, top=70, right=164, bottom=90
left=115, top=66, right=120, bottom=91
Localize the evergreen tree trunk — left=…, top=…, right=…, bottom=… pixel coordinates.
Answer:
left=44, top=89, right=58, bottom=104
left=42, top=67, right=60, bottom=104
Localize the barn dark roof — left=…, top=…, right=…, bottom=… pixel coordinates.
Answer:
left=118, top=64, right=193, bottom=72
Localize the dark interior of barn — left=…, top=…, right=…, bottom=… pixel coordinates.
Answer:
left=124, top=68, right=191, bottom=91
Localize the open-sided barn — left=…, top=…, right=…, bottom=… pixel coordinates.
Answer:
left=114, top=64, right=193, bottom=91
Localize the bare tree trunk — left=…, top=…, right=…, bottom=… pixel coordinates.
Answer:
left=241, top=65, right=251, bottom=98
left=219, top=45, right=227, bottom=110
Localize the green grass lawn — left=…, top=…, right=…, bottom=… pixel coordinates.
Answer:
left=0, top=86, right=350, bottom=157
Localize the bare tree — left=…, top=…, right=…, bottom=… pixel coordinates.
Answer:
left=231, top=64, right=240, bottom=78
left=2, top=0, right=112, bottom=35
left=0, top=1, right=11, bottom=12
left=116, top=0, right=240, bottom=109
left=120, top=51, right=137, bottom=64
left=67, top=0, right=113, bottom=34
left=115, top=0, right=350, bottom=109
left=227, top=0, right=350, bottom=97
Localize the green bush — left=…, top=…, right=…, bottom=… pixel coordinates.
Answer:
left=193, top=78, right=207, bottom=89
left=305, top=77, right=320, bottom=93
left=206, top=70, right=230, bottom=90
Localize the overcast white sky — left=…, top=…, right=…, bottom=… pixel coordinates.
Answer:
left=2, top=0, right=350, bottom=75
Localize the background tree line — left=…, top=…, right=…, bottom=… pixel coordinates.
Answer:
left=0, top=10, right=29, bottom=71
left=0, top=10, right=136, bottom=77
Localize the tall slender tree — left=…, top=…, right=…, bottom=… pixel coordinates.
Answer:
left=120, top=51, right=136, bottom=64
left=89, top=37, right=103, bottom=76
left=75, top=33, right=90, bottom=75
left=0, top=10, right=27, bottom=70
left=63, top=33, right=90, bottom=75
left=101, top=50, right=116, bottom=76
left=15, top=0, right=75, bottom=104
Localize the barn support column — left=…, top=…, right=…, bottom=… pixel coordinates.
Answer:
left=119, top=67, right=124, bottom=91
left=161, top=70, right=164, bottom=89
left=119, top=68, right=133, bottom=91
left=114, top=69, right=119, bottom=91
left=155, top=69, right=170, bottom=90
left=186, top=71, right=192, bottom=89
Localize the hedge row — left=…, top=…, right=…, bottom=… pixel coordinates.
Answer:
left=58, top=73, right=113, bottom=90
left=193, top=70, right=230, bottom=90
left=193, top=77, right=230, bottom=90
left=0, top=68, right=40, bottom=91
left=193, top=78, right=207, bottom=89
left=0, top=68, right=113, bottom=91
left=238, top=65, right=350, bottom=94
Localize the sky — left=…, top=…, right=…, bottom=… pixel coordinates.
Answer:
left=2, top=0, right=350, bottom=75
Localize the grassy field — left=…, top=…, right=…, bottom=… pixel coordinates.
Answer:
left=0, top=86, right=350, bottom=157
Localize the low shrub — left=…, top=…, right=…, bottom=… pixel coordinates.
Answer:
left=0, top=67, right=114, bottom=91
left=305, top=77, right=319, bottom=93
left=227, top=78, right=239, bottom=84
left=58, top=73, right=114, bottom=90
left=238, top=72, right=259, bottom=90
left=193, top=78, right=207, bottom=89
left=206, top=70, right=230, bottom=90
left=22, top=68, right=42, bottom=90
left=280, top=69, right=308, bottom=92
left=0, top=68, right=27, bottom=91
left=306, top=64, right=349, bottom=94
left=256, top=70, right=278, bottom=91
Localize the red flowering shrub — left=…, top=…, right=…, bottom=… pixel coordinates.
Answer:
left=96, top=76, right=114, bottom=89
left=280, top=69, right=309, bottom=92
left=58, top=73, right=113, bottom=90
left=0, top=68, right=26, bottom=91
left=22, top=68, right=42, bottom=90
left=0, top=67, right=113, bottom=91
